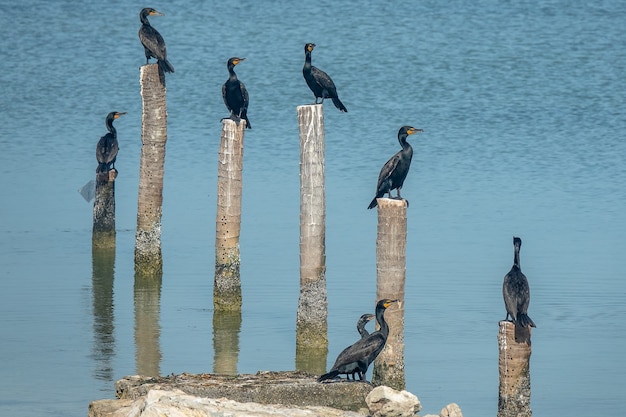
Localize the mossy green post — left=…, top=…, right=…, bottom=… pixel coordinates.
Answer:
left=295, top=104, right=328, bottom=373
left=135, top=64, right=167, bottom=276
left=372, top=198, right=407, bottom=390
left=214, top=119, right=245, bottom=311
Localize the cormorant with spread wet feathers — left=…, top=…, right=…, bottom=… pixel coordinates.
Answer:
left=222, top=57, right=251, bottom=129
left=368, top=126, right=423, bottom=209
left=96, top=111, right=126, bottom=175
left=318, top=299, right=397, bottom=382
left=138, top=8, right=174, bottom=73
left=503, top=237, right=536, bottom=329
left=302, top=43, right=347, bottom=112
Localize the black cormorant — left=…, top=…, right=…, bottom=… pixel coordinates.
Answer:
left=356, top=313, right=375, bottom=338
left=96, top=111, right=126, bottom=174
left=503, top=237, right=536, bottom=328
left=302, top=43, right=347, bottom=112
left=222, top=57, right=251, bottom=129
left=138, top=8, right=174, bottom=73
left=318, top=299, right=397, bottom=382
left=368, top=126, right=423, bottom=209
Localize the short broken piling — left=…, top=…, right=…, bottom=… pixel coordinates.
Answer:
left=372, top=198, right=407, bottom=390
left=214, top=119, right=245, bottom=311
left=93, top=170, right=117, bottom=248
left=295, top=104, right=328, bottom=370
left=135, top=64, right=167, bottom=276
left=498, top=320, right=532, bottom=417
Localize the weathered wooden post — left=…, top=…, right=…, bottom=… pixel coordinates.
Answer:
left=214, top=119, right=245, bottom=311
left=212, top=309, right=242, bottom=375
left=372, top=198, right=407, bottom=389
left=93, top=170, right=117, bottom=248
left=498, top=320, right=532, bottom=417
left=135, top=64, right=167, bottom=276
left=134, top=272, right=162, bottom=377
left=295, top=104, right=328, bottom=372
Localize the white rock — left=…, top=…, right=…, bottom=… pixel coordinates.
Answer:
left=365, top=385, right=421, bottom=417
left=440, top=402, right=463, bottom=417
left=110, top=389, right=366, bottom=417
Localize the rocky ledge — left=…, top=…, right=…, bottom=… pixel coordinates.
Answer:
left=89, top=371, right=461, bottom=417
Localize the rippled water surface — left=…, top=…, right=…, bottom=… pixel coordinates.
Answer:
left=1, top=1, right=625, bottom=416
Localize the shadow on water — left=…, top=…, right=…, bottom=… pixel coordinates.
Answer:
left=91, top=246, right=116, bottom=382
left=212, top=309, right=242, bottom=375
left=134, top=270, right=162, bottom=377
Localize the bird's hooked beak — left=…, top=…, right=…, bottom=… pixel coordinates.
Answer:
left=114, top=112, right=127, bottom=119
left=150, top=10, right=164, bottom=16
left=307, top=43, right=316, bottom=52
left=383, top=299, right=399, bottom=308
left=408, top=128, right=424, bottom=135
left=235, top=58, right=246, bottom=65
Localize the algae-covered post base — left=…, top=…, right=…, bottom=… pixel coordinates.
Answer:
left=92, top=170, right=117, bottom=248
left=296, top=104, right=328, bottom=360
left=372, top=198, right=407, bottom=390
left=498, top=320, right=532, bottom=417
left=214, top=119, right=245, bottom=311
left=135, top=64, right=167, bottom=276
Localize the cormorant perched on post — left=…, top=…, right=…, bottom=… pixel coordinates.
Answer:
left=138, top=8, right=174, bottom=73
left=302, top=43, right=347, bottom=112
left=503, top=237, right=536, bottom=329
left=222, top=57, right=251, bottom=129
left=318, top=299, right=397, bottom=382
left=368, top=126, right=424, bottom=209
left=96, top=111, right=126, bottom=175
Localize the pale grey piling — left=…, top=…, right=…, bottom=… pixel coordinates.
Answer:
left=135, top=64, right=167, bottom=276
left=372, top=198, right=407, bottom=390
left=498, top=320, right=532, bottom=417
left=92, top=170, right=117, bottom=248
left=295, top=104, right=328, bottom=360
left=214, top=119, right=245, bottom=311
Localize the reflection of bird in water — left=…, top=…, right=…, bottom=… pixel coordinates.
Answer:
left=368, top=126, right=423, bottom=209
left=222, top=57, right=251, bottom=129
left=302, top=43, right=347, bottom=112
left=318, top=299, right=397, bottom=382
left=503, top=236, right=536, bottom=329
left=138, top=8, right=175, bottom=73
left=96, top=112, right=126, bottom=175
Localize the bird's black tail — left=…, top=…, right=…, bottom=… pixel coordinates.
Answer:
left=317, top=370, right=339, bottom=382
left=367, top=197, right=378, bottom=209
left=96, top=163, right=109, bottom=174
left=332, top=96, right=347, bottom=112
left=158, top=59, right=175, bottom=73
left=516, top=313, right=536, bottom=328
left=242, top=112, right=252, bottom=129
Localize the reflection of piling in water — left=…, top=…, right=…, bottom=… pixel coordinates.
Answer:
left=214, top=119, right=245, bottom=311
left=91, top=245, right=115, bottom=382
left=134, top=273, right=162, bottom=377
left=295, top=104, right=328, bottom=361
left=92, top=170, right=117, bottom=248
left=498, top=320, right=532, bottom=417
left=212, top=309, right=242, bottom=375
left=135, top=64, right=167, bottom=275
left=372, top=198, right=406, bottom=390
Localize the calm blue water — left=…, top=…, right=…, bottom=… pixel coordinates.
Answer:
left=1, top=0, right=625, bottom=416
